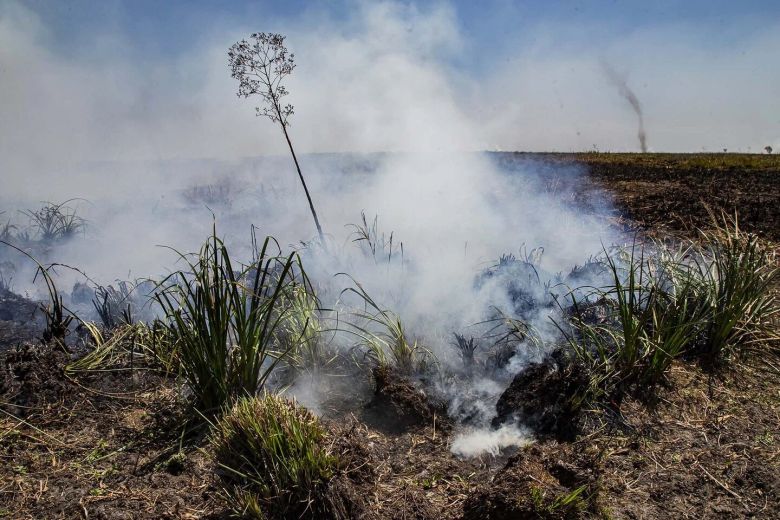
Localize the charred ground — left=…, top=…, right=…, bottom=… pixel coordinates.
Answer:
left=1, top=153, right=778, bottom=519
left=497, top=152, right=780, bottom=242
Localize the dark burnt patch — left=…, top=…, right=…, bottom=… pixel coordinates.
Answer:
left=362, top=366, right=451, bottom=435
left=492, top=349, right=588, bottom=441
left=0, top=341, right=71, bottom=416
left=0, top=288, right=44, bottom=351
left=463, top=442, right=602, bottom=520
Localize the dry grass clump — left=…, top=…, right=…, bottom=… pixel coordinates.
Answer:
left=210, top=393, right=338, bottom=519
left=64, top=321, right=178, bottom=376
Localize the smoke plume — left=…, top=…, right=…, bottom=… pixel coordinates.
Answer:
left=3, top=0, right=779, bottom=455
left=603, top=62, right=647, bottom=152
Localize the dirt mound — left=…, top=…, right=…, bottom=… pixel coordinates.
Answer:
left=362, top=366, right=451, bottom=434
left=463, top=442, right=601, bottom=520
left=492, top=350, right=587, bottom=441
left=0, top=341, right=71, bottom=415
left=0, top=288, right=44, bottom=350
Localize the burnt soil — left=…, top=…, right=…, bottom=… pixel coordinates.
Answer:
left=0, top=287, right=43, bottom=351
left=1, top=153, right=779, bottom=519
left=491, top=349, right=588, bottom=442
left=496, top=152, right=780, bottom=242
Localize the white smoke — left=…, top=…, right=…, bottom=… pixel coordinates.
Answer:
left=451, top=423, right=533, bottom=458
left=3, top=1, right=775, bottom=456
left=2, top=0, right=779, bottom=187
left=602, top=62, right=647, bottom=152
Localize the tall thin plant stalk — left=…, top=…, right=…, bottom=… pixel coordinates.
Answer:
left=228, top=33, right=325, bottom=243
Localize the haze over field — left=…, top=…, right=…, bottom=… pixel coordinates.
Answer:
left=2, top=0, right=779, bottom=195
left=2, top=3, right=780, bottom=517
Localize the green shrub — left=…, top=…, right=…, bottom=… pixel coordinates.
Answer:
left=155, top=227, right=306, bottom=413
left=691, top=220, right=778, bottom=362
left=211, top=393, right=337, bottom=519
left=558, top=243, right=706, bottom=402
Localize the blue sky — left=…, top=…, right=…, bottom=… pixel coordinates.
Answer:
left=19, top=0, right=779, bottom=63
left=2, top=0, right=779, bottom=163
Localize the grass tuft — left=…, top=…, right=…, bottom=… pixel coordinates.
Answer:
left=211, top=393, right=337, bottom=519
left=0, top=240, right=76, bottom=345
left=341, top=278, right=432, bottom=373
left=92, top=282, right=136, bottom=329
left=278, top=284, right=334, bottom=374
left=691, top=216, right=778, bottom=362
left=555, top=216, right=779, bottom=411
left=22, top=200, right=85, bottom=242
left=348, top=211, right=402, bottom=265
left=154, top=225, right=307, bottom=413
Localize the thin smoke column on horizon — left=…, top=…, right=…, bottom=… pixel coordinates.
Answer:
left=602, top=62, right=648, bottom=153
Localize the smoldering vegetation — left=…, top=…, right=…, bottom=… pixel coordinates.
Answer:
left=0, top=151, right=617, bottom=394
left=2, top=152, right=776, bottom=406
left=2, top=145, right=779, bottom=518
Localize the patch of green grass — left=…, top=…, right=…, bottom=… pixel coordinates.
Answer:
left=341, top=277, right=432, bottom=373
left=556, top=242, right=705, bottom=404
left=529, top=484, right=588, bottom=517
left=84, top=439, right=110, bottom=463
left=278, top=283, right=334, bottom=374
left=162, top=451, right=187, bottom=474
left=548, top=484, right=588, bottom=512
left=556, top=215, right=778, bottom=410
left=756, top=430, right=774, bottom=446
left=690, top=216, right=778, bottom=363
left=154, top=226, right=306, bottom=414
left=211, top=393, right=337, bottom=519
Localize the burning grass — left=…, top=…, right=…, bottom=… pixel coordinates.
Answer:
left=1, top=191, right=778, bottom=518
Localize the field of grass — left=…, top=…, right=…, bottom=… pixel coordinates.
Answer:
left=1, top=153, right=778, bottom=519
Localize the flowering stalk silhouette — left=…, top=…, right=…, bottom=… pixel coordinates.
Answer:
left=229, top=33, right=325, bottom=242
